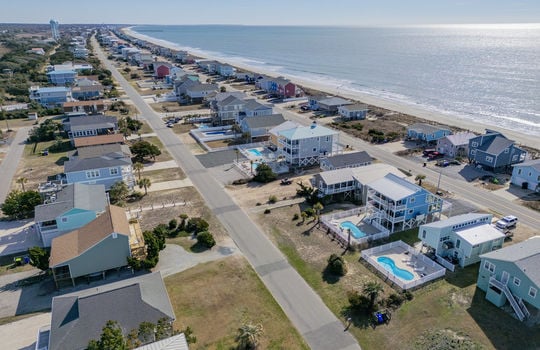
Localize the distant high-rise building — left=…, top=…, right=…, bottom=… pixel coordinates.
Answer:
left=50, top=19, right=60, bottom=41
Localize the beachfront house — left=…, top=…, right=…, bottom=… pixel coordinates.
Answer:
left=63, top=143, right=135, bottom=190
left=312, top=163, right=406, bottom=203
left=34, top=183, right=108, bottom=247
left=64, top=115, right=118, bottom=145
left=47, top=69, right=77, bottom=86
left=42, top=272, right=174, bottom=350
left=365, top=173, right=443, bottom=233
left=29, top=86, right=72, bottom=108
left=468, top=131, right=527, bottom=172
left=511, top=159, right=540, bottom=192
left=218, top=64, right=236, bottom=77
left=49, top=205, right=142, bottom=288
left=308, top=95, right=352, bottom=113
left=406, top=123, right=452, bottom=143
left=419, top=213, right=505, bottom=268
left=320, top=151, right=372, bottom=171
left=273, top=77, right=299, bottom=98
left=477, top=236, right=540, bottom=322
left=240, top=114, right=286, bottom=141
left=338, top=103, right=369, bottom=120
left=275, top=121, right=339, bottom=166
left=436, top=132, right=476, bottom=158
left=63, top=100, right=105, bottom=115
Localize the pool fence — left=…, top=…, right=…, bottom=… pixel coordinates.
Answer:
left=320, top=208, right=390, bottom=246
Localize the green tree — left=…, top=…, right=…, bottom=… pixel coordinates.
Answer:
left=130, top=140, right=161, bottom=162
left=88, top=320, right=127, bottom=350
left=1, top=190, right=42, bottom=219
left=186, top=217, right=209, bottom=233
left=252, top=163, right=277, bottom=183
left=326, top=253, right=347, bottom=276
left=363, top=281, right=384, bottom=311
left=415, top=174, right=426, bottom=186
left=178, top=213, right=189, bottom=230
left=235, top=322, right=263, bottom=350
left=137, top=321, right=156, bottom=344
left=313, top=202, right=324, bottom=221
left=27, top=246, right=50, bottom=271
left=196, top=231, right=216, bottom=249
left=231, top=123, right=242, bottom=138
left=138, top=177, right=151, bottom=195
left=133, top=162, right=144, bottom=181
left=109, top=181, right=129, bottom=204
left=27, top=119, right=59, bottom=143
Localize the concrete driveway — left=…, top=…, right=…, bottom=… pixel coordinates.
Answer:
left=0, top=220, right=41, bottom=256
left=0, top=312, right=50, bottom=350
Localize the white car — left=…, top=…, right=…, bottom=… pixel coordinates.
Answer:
left=495, top=215, right=518, bottom=230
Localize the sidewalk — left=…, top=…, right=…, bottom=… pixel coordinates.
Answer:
left=147, top=179, right=193, bottom=192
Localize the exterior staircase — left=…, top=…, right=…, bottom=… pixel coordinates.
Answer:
left=489, top=277, right=528, bottom=321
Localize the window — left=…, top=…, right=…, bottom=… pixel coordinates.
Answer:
left=408, top=209, right=413, bottom=214
left=471, top=149, right=476, bottom=155
left=61, top=217, right=68, bottom=223
left=485, top=156, right=494, bottom=163
left=483, top=261, right=495, bottom=273
left=529, top=287, right=537, bottom=298
left=517, top=169, right=522, bottom=175
left=513, top=277, right=521, bottom=286
left=410, top=197, right=415, bottom=204
left=422, top=230, right=426, bottom=239
left=472, top=141, right=478, bottom=148
left=440, top=235, right=450, bottom=242
left=313, top=147, right=317, bottom=152
left=109, top=167, right=119, bottom=175
left=504, top=148, right=509, bottom=153
left=86, top=170, right=100, bottom=178
left=456, top=239, right=461, bottom=248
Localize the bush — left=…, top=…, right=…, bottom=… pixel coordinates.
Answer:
left=347, top=290, right=371, bottom=311
left=292, top=213, right=299, bottom=221
left=252, top=163, right=277, bottom=183
left=196, top=231, right=216, bottom=248
left=168, top=219, right=178, bottom=231
left=264, top=209, right=271, bottom=214
left=385, top=293, right=404, bottom=308
left=303, top=208, right=315, bottom=217
left=403, top=290, right=414, bottom=301
left=28, top=246, right=50, bottom=271
left=327, top=253, right=347, bottom=276
left=268, top=195, right=277, bottom=204
left=352, top=123, right=363, bottom=131
left=1, top=190, right=42, bottom=219
left=186, top=217, right=209, bottom=233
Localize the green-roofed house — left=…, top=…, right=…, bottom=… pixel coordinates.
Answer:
left=477, top=236, right=540, bottom=321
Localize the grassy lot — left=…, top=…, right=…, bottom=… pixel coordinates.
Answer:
left=171, top=123, right=196, bottom=134
left=149, top=102, right=206, bottom=113
left=248, top=203, right=540, bottom=350
left=129, top=136, right=172, bottom=162
left=141, top=168, right=184, bottom=183
left=165, top=256, right=309, bottom=350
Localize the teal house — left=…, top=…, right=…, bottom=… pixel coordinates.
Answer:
left=477, top=236, right=540, bottom=321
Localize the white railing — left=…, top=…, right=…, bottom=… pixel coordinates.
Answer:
left=320, top=208, right=390, bottom=246
left=489, top=277, right=525, bottom=321
left=434, top=254, right=456, bottom=272
left=361, top=240, right=446, bottom=290
left=518, top=298, right=531, bottom=318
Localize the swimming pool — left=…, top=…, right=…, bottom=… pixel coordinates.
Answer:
left=247, top=148, right=263, bottom=157
left=340, top=221, right=366, bottom=239
left=376, top=256, right=414, bottom=281
left=204, top=131, right=227, bottom=136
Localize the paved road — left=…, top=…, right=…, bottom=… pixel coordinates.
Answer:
left=0, top=127, right=29, bottom=204
left=94, top=39, right=361, bottom=350
left=273, top=106, right=540, bottom=229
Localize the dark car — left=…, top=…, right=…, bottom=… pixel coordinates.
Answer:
left=428, top=152, right=444, bottom=160
left=423, top=149, right=436, bottom=156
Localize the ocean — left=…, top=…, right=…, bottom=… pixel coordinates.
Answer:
left=131, top=24, right=540, bottom=136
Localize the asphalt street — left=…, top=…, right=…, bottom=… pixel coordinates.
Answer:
left=93, top=38, right=361, bottom=350
left=0, top=127, right=29, bottom=204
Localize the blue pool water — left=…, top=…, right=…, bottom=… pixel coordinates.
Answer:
left=340, top=221, right=366, bottom=239
left=247, top=148, right=263, bottom=157
left=376, top=256, right=414, bottom=281
left=204, top=131, right=227, bottom=136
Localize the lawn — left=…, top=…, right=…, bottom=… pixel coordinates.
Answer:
left=164, top=256, right=308, bottom=350
left=249, top=203, right=540, bottom=350
left=140, top=168, right=184, bottom=183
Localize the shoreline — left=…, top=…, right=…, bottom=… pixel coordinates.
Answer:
left=122, top=27, right=539, bottom=150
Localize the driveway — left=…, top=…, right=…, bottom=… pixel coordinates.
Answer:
left=0, top=220, right=41, bottom=256
left=0, top=312, right=50, bottom=350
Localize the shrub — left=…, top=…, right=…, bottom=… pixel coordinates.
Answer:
left=1, top=190, right=42, bottom=219
left=196, top=231, right=216, bottom=248
left=304, top=207, right=315, bottom=217
left=403, top=290, right=414, bottom=301
left=347, top=290, right=371, bottom=311
left=252, top=163, right=277, bottom=183
left=186, top=217, right=209, bottom=233
left=352, top=123, right=364, bottom=131
left=385, top=293, right=404, bottom=308
left=327, top=253, right=347, bottom=276
left=168, top=219, right=178, bottom=231
left=292, top=213, right=299, bottom=221
left=264, top=209, right=271, bottom=214
left=28, top=246, right=50, bottom=271
left=268, top=195, right=277, bottom=204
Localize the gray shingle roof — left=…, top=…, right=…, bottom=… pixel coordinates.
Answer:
left=68, top=115, right=117, bottom=130
left=64, top=155, right=132, bottom=173
left=243, top=99, right=272, bottom=111
left=217, top=95, right=245, bottom=107
left=408, top=123, right=451, bottom=134
left=512, top=159, right=540, bottom=172
left=421, top=213, right=491, bottom=229
left=322, top=151, right=371, bottom=169
left=480, top=136, right=514, bottom=155
left=243, top=114, right=285, bottom=129
left=34, top=183, right=107, bottom=222
left=318, top=97, right=351, bottom=107
left=480, top=236, right=540, bottom=287
left=76, top=144, right=131, bottom=159
left=186, top=83, right=218, bottom=92
left=443, top=132, right=476, bottom=146
left=49, top=272, right=175, bottom=350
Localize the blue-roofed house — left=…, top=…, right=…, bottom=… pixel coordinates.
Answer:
left=34, top=183, right=108, bottom=247
left=477, top=236, right=540, bottom=322
left=47, top=69, right=77, bottom=85
left=365, top=173, right=444, bottom=233
left=468, top=131, right=527, bottom=172
left=407, top=123, right=452, bottom=143
left=436, top=131, right=477, bottom=158
left=64, top=143, right=135, bottom=190
left=418, top=213, right=505, bottom=268
left=275, top=121, right=339, bottom=166
left=511, top=159, right=540, bottom=192
left=29, top=86, right=72, bottom=108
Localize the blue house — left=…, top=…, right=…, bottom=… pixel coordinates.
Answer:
left=47, top=69, right=77, bottom=86
left=29, top=86, right=72, bottom=108
left=511, top=159, right=540, bottom=192
left=34, top=183, right=108, bottom=247
left=366, top=173, right=443, bottom=233
left=64, top=143, right=135, bottom=190
left=407, top=123, right=451, bottom=143
left=468, top=131, right=527, bottom=172
left=477, top=236, right=540, bottom=322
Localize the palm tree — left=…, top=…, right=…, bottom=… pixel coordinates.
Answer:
left=362, top=281, right=384, bottom=310
left=138, top=177, right=151, bottom=195
left=231, top=123, right=242, bottom=139
left=16, top=177, right=28, bottom=192
left=415, top=174, right=426, bottom=186
left=313, top=202, right=324, bottom=222
left=300, top=211, right=308, bottom=224
left=133, top=162, right=144, bottom=180
left=235, top=322, right=263, bottom=350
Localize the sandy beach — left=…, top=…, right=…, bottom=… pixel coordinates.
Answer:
left=123, top=27, right=539, bottom=150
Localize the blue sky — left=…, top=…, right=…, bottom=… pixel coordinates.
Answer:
left=2, top=0, right=540, bottom=26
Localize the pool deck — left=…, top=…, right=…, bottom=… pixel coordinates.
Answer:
left=329, top=214, right=381, bottom=242
left=370, top=246, right=436, bottom=281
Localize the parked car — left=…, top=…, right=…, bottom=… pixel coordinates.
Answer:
left=423, top=149, right=436, bottom=156
left=495, top=215, right=518, bottom=230
left=428, top=152, right=444, bottom=160
left=436, top=160, right=450, bottom=167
